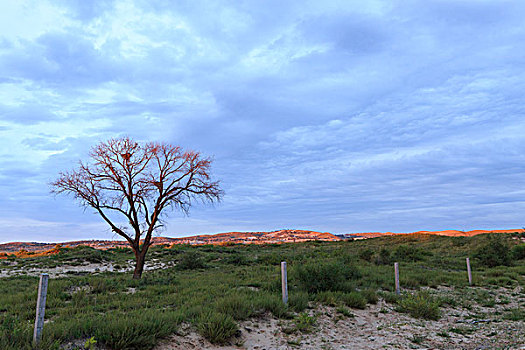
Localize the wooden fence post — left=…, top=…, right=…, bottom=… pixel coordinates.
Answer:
left=466, top=257, right=472, bottom=285
left=394, top=262, right=400, bottom=295
left=281, top=261, right=288, bottom=304
left=33, top=273, right=49, bottom=345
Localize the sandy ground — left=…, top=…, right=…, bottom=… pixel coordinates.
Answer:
left=155, top=287, right=524, bottom=350
left=0, top=259, right=171, bottom=278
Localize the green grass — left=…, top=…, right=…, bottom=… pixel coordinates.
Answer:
left=504, top=308, right=525, bottom=321
left=341, top=292, right=367, bottom=309
left=0, top=232, right=523, bottom=349
left=395, top=291, right=441, bottom=320
left=336, top=306, right=354, bottom=317
left=293, top=312, right=317, bottom=333
left=197, top=311, right=238, bottom=344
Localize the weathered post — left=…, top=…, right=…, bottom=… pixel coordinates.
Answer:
left=33, top=273, right=49, bottom=345
left=281, top=261, right=288, bottom=304
left=394, top=262, right=400, bottom=295
left=466, top=257, right=472, bottom=286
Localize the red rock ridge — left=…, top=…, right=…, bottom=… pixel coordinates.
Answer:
left=1, top=228, right=523, bottom=254
left=0, top=229, right=340, bottom=254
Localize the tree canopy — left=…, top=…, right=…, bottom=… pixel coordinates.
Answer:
left=52, top=137, right=223, bottom=278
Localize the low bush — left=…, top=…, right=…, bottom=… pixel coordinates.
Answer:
left=375, top=247, right=391, bottom=265
left=216, top=294, right=254, bottom=320
left=254, top=294, right=289, bottom=318
left=256, top=253, right=282, bottom=265
left=504, top=308, right=525, bottom=321
left=197, top=311, right=238, bottom=344
left=141, top=268, right=179, bottom=286
left=177, top=251, right=207, bottom=270
left=341, top=292, right=367, bottom=309
left=56, top=310, right=184, bottom=350
left=361, top=289, right=378, bottom=304
left=288, top=291, right=309, bottom=312
left=511, top=244, right=525, bottom=260
left=314, top=291, right=344, bottom=306
left=474, top=238, right=511, bottom=267
left=0, top=315, right=31, bottom=349
left=392, top=245, right=428, bottom=262
left=359, top=249, right=374, bottom=262
left=90, top=279, right=120, bottom=294
left=379, top=291, right=400, bottom=304
left=396, top=291, right=441, bottom=320
left=261, top=276, right=282, bottom=293
left=294, top=312, right=316, bottom=333
left=222, top=254, right=253, bottom=266
left=295, top=260, right=361, bottom=293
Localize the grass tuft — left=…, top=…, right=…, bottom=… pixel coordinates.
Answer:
left=396, top=291, right=441, bottom=320
left=197, top=311, right=238, bottom=345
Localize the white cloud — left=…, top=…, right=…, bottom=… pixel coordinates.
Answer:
left=0, top=1, right=72, bottom=41
left=1, top=0, right=525, bottom=240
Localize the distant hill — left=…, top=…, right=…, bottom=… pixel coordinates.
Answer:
left=0, top=229, right=340, bottom=254
left=341, top=228, right=525, bottom=239
left=1, top=228, right=523, bottom=254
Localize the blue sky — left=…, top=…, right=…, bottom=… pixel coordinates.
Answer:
left=1, top=0, right=525, bottom=243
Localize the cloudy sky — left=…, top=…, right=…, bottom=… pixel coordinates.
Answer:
left=1, top=0, right=525, bottom=243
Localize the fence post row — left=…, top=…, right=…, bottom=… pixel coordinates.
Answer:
left=466, top=257, right=472, bottom=285
left=281, top=261, right=288, bottom=304
left=394, top=262, right=400, bottom=295
left=33, top=273, right=49, bottom=345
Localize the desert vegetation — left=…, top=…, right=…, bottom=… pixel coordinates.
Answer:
left=0, top=232, right=524, bottom=349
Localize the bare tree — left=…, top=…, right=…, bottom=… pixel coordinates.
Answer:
left=51, top=137, right=223, bottom=279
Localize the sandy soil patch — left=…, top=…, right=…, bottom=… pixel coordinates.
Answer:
left=155, top=287, right=524, bottom=350
left=0, top=259, right=172, bottom=278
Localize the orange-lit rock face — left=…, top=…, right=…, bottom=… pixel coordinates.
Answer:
left=1, top=228, right=522, bottom=256
left=343, top=228, right=525, bottom=239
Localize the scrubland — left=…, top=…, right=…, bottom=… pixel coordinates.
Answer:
left=0, top=233, right=524, bottom=349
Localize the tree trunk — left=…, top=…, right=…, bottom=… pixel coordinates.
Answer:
left=133, top=250, right=146, bottom=279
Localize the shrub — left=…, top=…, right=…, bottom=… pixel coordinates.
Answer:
left=359, top=249, right=374, bottom=262
left=288, top=291, right=309, bottom=312
left=375, top=247, right=391, bottom=265
left=336, top=306, right=354, bottom=317
left=295, top=261, right=361, bottom=293
left=361, top=289, right=378, bottom=304
left=141, top=268, right=179, bottom=286
left=511, top=244, right=525, bottom=260
left=379, top=291, right=400, bottom=304
left=0, top=315, right=31, bottom=347
left=223, top=254, right=252, bottom=266
left=197, top=311, right=238, bottom=344
left=262, top=277, right=282, bottom=293
left=294, top=312, right=316, bottom=333
left=396, top=291, right=440, bottom=320
left=177, top=251, right=207, bottom=270
left=314, top=291, right=344, bottom=306
left=342, top=292, right=367, bottom=309
left=504, top=308, right=525, bottom=321
left=474, top=238, right=511, bottom=267
left=90, top=279, right=119, bottom=294
left=472, top=289, right=495, bottom=307
left=92, top=310, right=182, bottom=349
left=216, top=294, right=254, bottom=320
left=257, top=253, right=282, bottom=265
left=392, top=245, right=428, bottom=262
left=254, top=294, right=289, bottom=318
